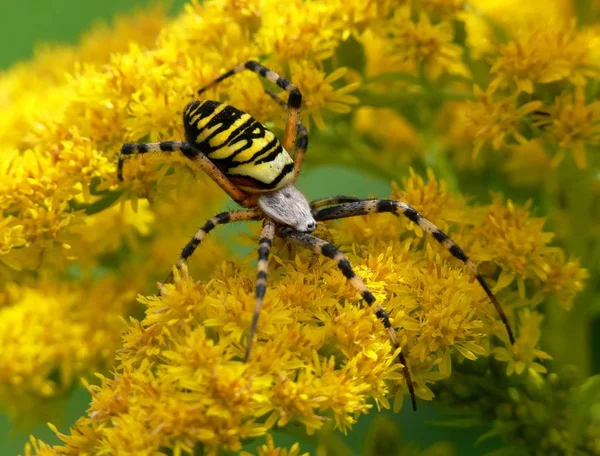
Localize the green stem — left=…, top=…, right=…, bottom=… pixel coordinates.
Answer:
left=544, top=159, right=594, bottom=378
left=423, top=137, right=460, bottom=193
left=575, top=0, right=594, bottom=26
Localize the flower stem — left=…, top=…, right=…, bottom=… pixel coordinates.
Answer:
left=544, top=158, right=594, bottom=378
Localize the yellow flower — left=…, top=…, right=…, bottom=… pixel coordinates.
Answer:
left=469, top=0, right=573, bottom=30
left=0, top=0, right=591, bottom=453
left=421, top=0, right=465, bottom=18
left=240, top=434, right=308, bottom=456
left=256, top=0, right=341, bottom=62
left=25, top=165, right=583, bottom=453
left=466, top=195, right=551, bottom=291
left=0, top=216, right=26, bottom=259
left=0, top=6, right=167, bottom=148
left=392, top=8, right=470, bottom=80
left=541, top=252, right=588, bottom=311
left=503, top=140, right=552, bottom=187
left=489, top=23, right=600, bottom=94
left=391, top=169, right=466, bottom=233
left=492, top=310, right=551, bottom=376
left=353, top=107, right=422, bottom=164
left=534, top=88, right=600, bottom=168
left=0, top=281, right=130, bottom=420
left=465, top=86, right=542, bottom=157
left=362, top=6, right=470, bottom=81
left=290, top=63, right=360, bottom=130
left=325, top=0, right=394, bottom=39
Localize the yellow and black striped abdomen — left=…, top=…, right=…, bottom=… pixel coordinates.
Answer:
left=183, top=100, right=294, bottom=193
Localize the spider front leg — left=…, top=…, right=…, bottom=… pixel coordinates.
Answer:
left=245, top=220, right=276, bottom=361
left=197, top=60, right=303, bottom=173
left=164, top=209, right=261, bottom=286
left=118, top=141, right=185, bottom=182
left=118, top=140, right=251, bottom=206
left=278, top=226, right=417, bottom=411
left=313, top=199, right=515, bottom=344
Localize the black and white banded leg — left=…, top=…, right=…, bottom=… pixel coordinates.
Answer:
left=245, top=220, right=276, bottom=361
left=309, top=195, right=362, bottom=211
left=197, top=60, right=302, bottom=159
left=312, top=199, right=515, bottom=344
left=117, top=140, right=249, bottom=205
left=164, top=209, right=261, bottom=286
left=278, top=226, right=417, bottom=411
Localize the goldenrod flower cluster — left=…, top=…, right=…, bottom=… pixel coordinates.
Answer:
left=0, top=0, right=596, bottom=454
left=23, top=170, right=584, bottom=454
left=352, top=0, right=600, bottom=180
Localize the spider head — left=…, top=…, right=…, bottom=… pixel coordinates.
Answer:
left=257, top=185, right=316, bottom=232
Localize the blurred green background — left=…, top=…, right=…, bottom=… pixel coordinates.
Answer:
left=0, top=1, right=540, bottom=455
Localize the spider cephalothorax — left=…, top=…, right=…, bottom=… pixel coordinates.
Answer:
left=257, top=185, right=316, bottom=232
left=117, top=60, right=515, bottom=411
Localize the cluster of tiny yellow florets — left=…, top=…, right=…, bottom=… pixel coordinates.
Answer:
left=0, top=0, right=593, bottom=454
left=24, top=169, right=586, bottom=455
left=348, top=0, right=600, bottom=181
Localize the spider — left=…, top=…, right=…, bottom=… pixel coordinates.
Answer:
left=117, top=60, right=515, bottom=411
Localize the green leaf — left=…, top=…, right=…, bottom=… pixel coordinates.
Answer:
left=334, top=34, right=366, bottom=74
left=69, top=189, right=124, bottom=215
left=363, top=416, right=404, bottom=456
left=570, top=374, right=600, bottom=444
left=425, top=417, right=484, bottom=428
left=319, top=432, right=357, bottom=456
left=88, top=176, right=107, bottom=195
left=475, top=422, right=519, bottom=446
left=484, top=446, right=530, bottom=456
left=193, top=442, right=204, bottom=456
left=575, top=0, right=594, bottom=26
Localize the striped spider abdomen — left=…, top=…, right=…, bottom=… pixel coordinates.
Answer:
left=183, top=100, right=294, bottom=193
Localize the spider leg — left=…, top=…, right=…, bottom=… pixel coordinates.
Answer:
left=309, top=195, right=362, bottom=211
left=263, top=88, right=287, bottom=109
left=313, top=199, right=515, bottom=344
left=278, top=226, right=417, bottom=411
left=118, top=140, right=251, bottom=206
left=197, top=60, right=302, bottom=172
left=245, top=220, right=276, bottom=361
left=164, top=209, right=261, bottom=286
left=264, top=89, right=308, bottom=182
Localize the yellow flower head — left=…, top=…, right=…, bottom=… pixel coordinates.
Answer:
left=240, top=434, right=308, bottom=456
left=378, top=7, right=470, bottom=80
left=534, top=88, right=600, bottom=168
left=492, top=310, right=552, bottom=376
left=290, top=63, right=360, bottom=130
left=23, top=164, right=585, bottom=453
left=353, top=107, right=422, bottom=165
left=490, top=23, right=600, bottom=94
left=0, top=281, right=130, bottom=420
left=465, top=86, right=542, bottom=157
left=256, top=0, right=341, bottom=62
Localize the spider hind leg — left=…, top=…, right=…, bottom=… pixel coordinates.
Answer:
left=313, top=199, right=515, bottom=345
left=279, top=226, right=418, bottom=411
left=163, top=209, right=261, bottom=287
left=245, top=220, right=276, bottom=361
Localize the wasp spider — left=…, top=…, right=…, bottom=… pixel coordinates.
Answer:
left=117, top=61, right=515, bottom=411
